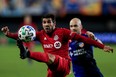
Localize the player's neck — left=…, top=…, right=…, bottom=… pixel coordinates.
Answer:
left=47, top=28, right=56, bottom=36
left=77, top=32, right=81, bottom=35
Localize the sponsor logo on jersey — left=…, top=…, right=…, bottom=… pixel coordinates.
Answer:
left=54, top=41, right=62, bottom=49
left=43, top=44, right=53, bottom=48
left=69, top=49, right=86, bottom=57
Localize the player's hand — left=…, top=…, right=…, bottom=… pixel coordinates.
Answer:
left=1, top=26, right=9, bottom=35
left=103, top=45, right=113, bottom=53
left=86, top=31, right=95, bottom=40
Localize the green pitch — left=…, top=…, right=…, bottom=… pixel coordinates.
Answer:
left=0, top=44, right=115, bottom=77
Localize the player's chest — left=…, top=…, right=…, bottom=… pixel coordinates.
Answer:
left=40, top=34, right=63, bottom=49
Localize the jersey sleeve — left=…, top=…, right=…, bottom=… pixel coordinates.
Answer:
left=62, top=28, right=72, bottom=40
left=35, top=31, right=41, bottom=42
left=6, top=32, right=18, bottom=40
left=71, top=32, right=105, bottom=49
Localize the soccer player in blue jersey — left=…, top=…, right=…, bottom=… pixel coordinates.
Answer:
left=69, top=18, right=105, bottom=77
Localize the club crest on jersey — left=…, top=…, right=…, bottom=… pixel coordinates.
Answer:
left=54, top=35, right=59, bottom=40
left=54, top=41, right=61, bottom=49
left=79, top=42, right=84, bottom=48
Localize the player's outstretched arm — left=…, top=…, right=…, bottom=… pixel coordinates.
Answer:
left=71, top=33, right=113, bottom=53
left=1, top=26, right=18, bottom=40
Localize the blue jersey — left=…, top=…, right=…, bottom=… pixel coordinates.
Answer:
left=69, top=34, right=103, bottom=77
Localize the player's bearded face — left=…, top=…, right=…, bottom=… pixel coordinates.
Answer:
left=42, top=18, right=55, bottom=33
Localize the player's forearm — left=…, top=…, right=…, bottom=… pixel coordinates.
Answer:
left=89, top=35, right=103, bottom=44
left=95, top=38, right=103, bottom=44
left=6, top=32, right=18, bottom=40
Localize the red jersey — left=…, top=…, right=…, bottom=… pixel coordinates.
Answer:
left=7, top=28, right=104, bottom=59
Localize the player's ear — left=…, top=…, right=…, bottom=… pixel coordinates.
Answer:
left=80, top=25, right=83, bottom=29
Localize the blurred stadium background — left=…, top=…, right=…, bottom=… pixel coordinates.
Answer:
left=0, top=0, right=116, bottom=77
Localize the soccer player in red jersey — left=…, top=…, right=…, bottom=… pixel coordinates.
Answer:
left=1, top=14, right=113, bottom=77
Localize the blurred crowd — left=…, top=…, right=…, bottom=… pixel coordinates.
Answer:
left=0, top=0, right=116, bottom=17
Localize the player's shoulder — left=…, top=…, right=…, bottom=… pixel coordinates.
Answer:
left=55, top=28, right=71, bottom=35
left=56, top=28, right=70, bottom=31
